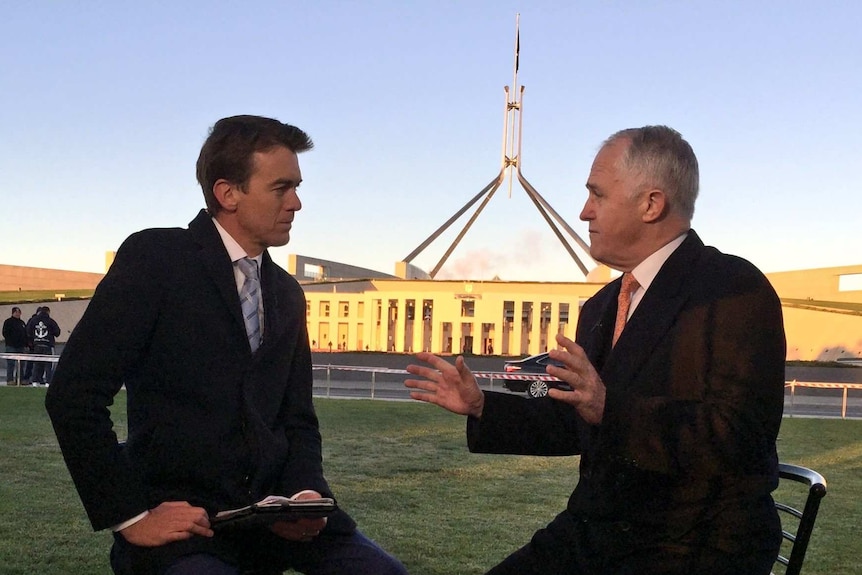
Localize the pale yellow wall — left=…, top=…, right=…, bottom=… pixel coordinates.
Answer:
left=303, top=273, right=862, bottom=360
left=764, top=265, right=862, bottom=361
left=4, top=261, right=861, bottom=361
left=0, top=264, right=104, bottom=291
left=0, top=300, right=92, bottom=344
left=782, top=306, right=862, bottom=361
left=766, top=264, right=862, bottom=304
left=304, top=280, right=603, bottom=356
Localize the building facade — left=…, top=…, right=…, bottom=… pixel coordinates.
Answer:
left=3, top=257, right=861, bottom=361
left=301, top=279, right=603, bottom=355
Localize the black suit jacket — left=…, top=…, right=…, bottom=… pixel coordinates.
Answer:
left=46, top=211, right=354, bottom=557
left=467, top=231, right=786, bottom=563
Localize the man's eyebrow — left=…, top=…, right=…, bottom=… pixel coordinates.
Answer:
left=271, top=177, right=301, bottom=188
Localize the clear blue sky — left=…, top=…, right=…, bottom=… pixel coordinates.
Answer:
left=3, top=1, right=860, bottom=281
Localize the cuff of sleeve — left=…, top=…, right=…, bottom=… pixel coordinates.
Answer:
left=112, top=511, right=148, bottom=532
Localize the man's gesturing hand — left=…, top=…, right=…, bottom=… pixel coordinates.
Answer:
left=546, top=333, right=607, bottom=425
left=120, top=501, right=213, bottom=546
left=405, top=352, right=485, bottom=419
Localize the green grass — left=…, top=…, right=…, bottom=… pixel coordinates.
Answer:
left=0, top=290, right=94, bottom=304
left=781, top=298, right=862, bottom=315
left=1, top=389, right=859, bottom=574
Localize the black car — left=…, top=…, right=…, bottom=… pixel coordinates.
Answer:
left=502, top=352, right=571, bottom=398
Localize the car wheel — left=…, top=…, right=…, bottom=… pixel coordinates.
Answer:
left=528, top=380, right=549, bottom=398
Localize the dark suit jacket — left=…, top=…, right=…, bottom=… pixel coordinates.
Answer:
left=46, top=210, right=355, bottom=564
left=467, top=231, right=785, bottom=566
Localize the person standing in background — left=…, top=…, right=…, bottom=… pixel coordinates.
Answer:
left=28, top=305, right=60, bottom=386
left=3, top=307, right=28, bottom=385
left=21, top=306, right=42, bottom=384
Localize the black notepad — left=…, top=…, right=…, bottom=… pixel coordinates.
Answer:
left=211, top=496, right=336, bottom=530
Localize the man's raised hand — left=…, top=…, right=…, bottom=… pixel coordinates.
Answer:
left=405, top=352, right=485, bottom=419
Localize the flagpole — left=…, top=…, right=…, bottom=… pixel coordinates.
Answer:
left=507, top=13, right=521, bottom=198
left=399, top=13, right=594, bottom=279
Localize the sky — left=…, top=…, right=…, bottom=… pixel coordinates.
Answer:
left=2, top=1, right=860, bottom=282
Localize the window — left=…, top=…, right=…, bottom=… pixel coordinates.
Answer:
left=503, top=301, right=514, bottom=323
left=839, top=273, right=862, bottom=292
left=559, top=303, right=570, bottom=324
left=303, top=263, right=325, bottom=281
left=422, top=299, right=433, bottom=321
left=540, top=302, right=551, bottom=326
left=461, top=300, right=475, bottom=317
left=521, top=301, right=533, bottom=324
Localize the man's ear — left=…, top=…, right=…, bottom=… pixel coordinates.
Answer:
left=213, top=179, right=240, bottom=212
left=640, top=189, right=667, bottom=223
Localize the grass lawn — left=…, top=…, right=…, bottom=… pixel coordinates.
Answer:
left=0, top=290, right=94, bottom=304
left=1, top=389, right=859, bottom=574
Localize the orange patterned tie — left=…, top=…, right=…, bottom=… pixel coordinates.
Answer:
left=612, top=273, right=640, bottom=347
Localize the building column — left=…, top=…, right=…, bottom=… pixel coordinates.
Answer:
left=530, top=306, right=542, bottom=355
left=510, top=303, right=523, bottom=356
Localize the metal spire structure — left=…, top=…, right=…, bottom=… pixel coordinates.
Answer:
left=401, top=14, right=593, bottom=278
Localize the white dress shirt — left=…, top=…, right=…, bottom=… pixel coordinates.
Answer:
left=626, top=232, right=688, bottom=319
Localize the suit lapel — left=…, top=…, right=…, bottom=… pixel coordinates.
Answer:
left=600, top=231, right=705, bottom=389
left=579, top=286, right=618, bottom=372
left=258, top=251, right=286, bottom=354
left=187, top=211, right=248, bottom=342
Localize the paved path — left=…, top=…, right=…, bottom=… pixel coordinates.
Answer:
left=5, top=353, right=857, bottom=418
left=311, top=352, right=862, bottom=418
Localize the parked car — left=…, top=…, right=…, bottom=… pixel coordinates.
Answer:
left=502, top=352, right=571, bottom=398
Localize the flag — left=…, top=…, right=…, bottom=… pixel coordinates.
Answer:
left=515, top=29, right=520, bottom=73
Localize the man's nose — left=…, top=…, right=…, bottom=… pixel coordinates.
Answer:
left=579, top=203, right=591, bottom=221
left=286, top=190, right=302, bottom=211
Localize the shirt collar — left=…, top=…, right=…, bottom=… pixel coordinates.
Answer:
left=211, top=217, right=263, bottom=267
left=630, top=231, right=688, bottom=292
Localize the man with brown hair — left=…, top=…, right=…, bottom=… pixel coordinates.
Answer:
left=48, top=115, right=408, bottom=575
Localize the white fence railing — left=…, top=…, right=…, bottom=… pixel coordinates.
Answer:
left=785, top=380, right=862, bottom=419
left=0, top=352, right=59, bottom=385
left=4, top=354, right=861, bottom=418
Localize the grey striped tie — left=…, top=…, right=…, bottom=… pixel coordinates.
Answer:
left=236, top=257, right=261, bottom=352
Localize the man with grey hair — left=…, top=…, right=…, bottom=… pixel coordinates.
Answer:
left=406, top=125, right=785, bottom=574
